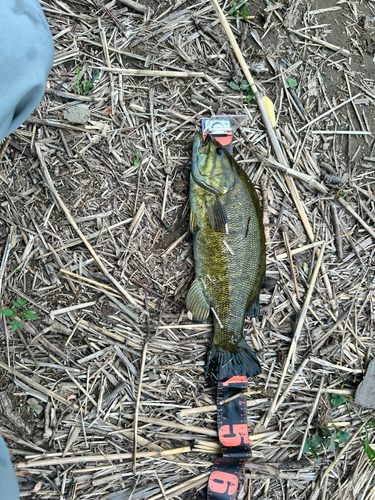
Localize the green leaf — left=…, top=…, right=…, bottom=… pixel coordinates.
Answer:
left=229, top=81, right=240, bottom=90
left=326, top=436, right=336, bottom=452
left=309, top=434, right=322, bottom=450
left=13, top=299, right=27, bottom=308
left=362, top=440, right=375, bottom=469
left=303, top=440, right=310, bottom=452
left=331, top=393, right=346, bottom=408
left=241, top=79, right=250, bottom=90
left=24, top=312, right=39, bottom=320
left=286, top=78, right=298, bottom=89
left=296, top=88, right=301, bottom=95
left=337, top=190, right=348, bottom=199
left=244, top=95, right=253, bottom=105
left=338, top=431, right=350, bottom=444
left=0, top=309, right=15, bottom=317
left=10, top=322, right=18, bottom=333
left=83, top=81, right=93, bottom=96
left=228, top=2, right=237, bottom=16
left=134, top=152, right=141, bottom=167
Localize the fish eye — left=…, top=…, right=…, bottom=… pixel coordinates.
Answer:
left=216, top=148, right=224, bottom=155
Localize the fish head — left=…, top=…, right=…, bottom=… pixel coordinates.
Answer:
left=192, top=132, right=235, bottom=195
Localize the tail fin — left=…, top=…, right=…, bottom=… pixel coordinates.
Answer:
left=205, top=337, right=261, bottom=381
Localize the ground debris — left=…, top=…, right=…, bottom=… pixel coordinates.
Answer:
left=0, top=0, right=374, bottom=498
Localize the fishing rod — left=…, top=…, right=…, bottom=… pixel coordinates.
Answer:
left=211, top=0, right=286, bottom=167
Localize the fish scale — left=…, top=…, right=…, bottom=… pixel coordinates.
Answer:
left=187, top=133, right=265, bottom=381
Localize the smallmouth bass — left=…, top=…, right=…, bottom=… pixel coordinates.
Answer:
left=187, top=133, right=265, bottom=380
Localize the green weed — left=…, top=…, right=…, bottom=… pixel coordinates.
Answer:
left=361, top=420, right=375, bottom=469
left=304, top=393, right=375, bottom=470
left=329, top=393, right=346, bottom=408
left=134, top=152, right=141, bottom=167
left=332, top=394, right=375, bottom=471
left=76, top=66, right=100, bottom=96
left=228, top=1, right=250, bottom=19
left=304, top=427, right=350, bottom=461
left=0, top=298, right=39, bottom=333
left=337, top=190, right=348, bottom=199
left=286, top=78, right=300, bottom=95
left=345, top=397, right=375, bottom=470
left=229, top=79, right=253, bottom=105
left=303, top=393, right=350, bottom=461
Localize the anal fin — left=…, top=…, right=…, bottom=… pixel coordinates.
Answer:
left=186, top=278, right=210, bottom=322
left=247, top=302, right=260, bottom=318
left=262, top=276, right=276, bottom=290
left=246, top=288, right=261, bottom=318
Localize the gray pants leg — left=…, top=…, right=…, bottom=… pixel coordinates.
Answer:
left=0, top=436, right=19, bottom=500
left=0, top=0, right=54, bottom=142
left=0, top=0, right=53, bottom=496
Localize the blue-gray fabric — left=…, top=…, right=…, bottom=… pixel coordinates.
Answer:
left=0, top=2, right=53, bottom=497
left=0, top=436, right=19, bottom=500
left=0, top=0, right=54, bottom=142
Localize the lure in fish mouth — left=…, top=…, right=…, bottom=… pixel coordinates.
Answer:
left=188, top=132, right=265, bottom=381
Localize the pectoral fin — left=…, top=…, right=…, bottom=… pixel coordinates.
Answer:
left=189, top=209, right=198, bottom=233
left=186, top=278, right=210, bottom=322
left=206, top=196, right=228, bottom=233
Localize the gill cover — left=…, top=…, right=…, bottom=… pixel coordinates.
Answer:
left=192, top=132, right=236, bottom=195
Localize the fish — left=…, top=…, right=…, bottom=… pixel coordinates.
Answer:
left=187, top=132, right=266, bottom=381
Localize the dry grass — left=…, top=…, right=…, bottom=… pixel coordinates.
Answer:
left=0, top=0, right=375, bottom=498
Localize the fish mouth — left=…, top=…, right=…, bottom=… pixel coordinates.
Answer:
left=202, top=134, right=210, bottom=145
left=198, top=134, right=213, bottom=156
left=193, top=132, right=212, bottom=154
left=192, top=132, right=210, bottom=166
